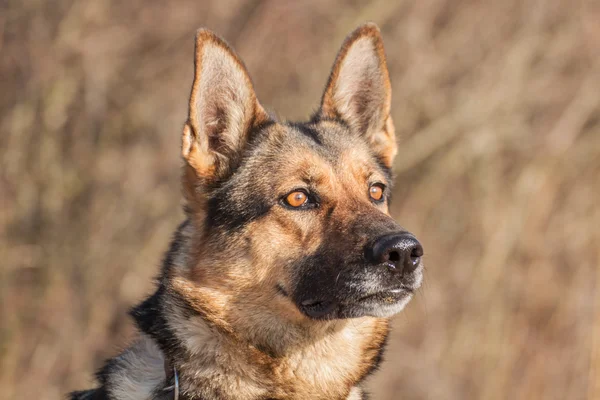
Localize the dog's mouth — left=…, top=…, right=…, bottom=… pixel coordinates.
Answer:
left=338, top=285, right=416, bottom=318
left=294, top=286, right=415, bottom=320
left=355, top=286, right=414, bottom=304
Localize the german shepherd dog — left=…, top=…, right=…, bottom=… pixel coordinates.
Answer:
left=71, top=23, right=424, bottom=400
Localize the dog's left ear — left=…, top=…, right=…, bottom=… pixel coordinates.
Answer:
left=182, top=29, right=269, bottom=188
left=319, top=23, right=396, bottom=168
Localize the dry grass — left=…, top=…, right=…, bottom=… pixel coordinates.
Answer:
left=1, top=1, right=599, bottom=399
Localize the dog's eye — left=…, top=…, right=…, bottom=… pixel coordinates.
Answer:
left=369, top=184, right=385, bottom=202
left=284, top=191, right=308, bottom=208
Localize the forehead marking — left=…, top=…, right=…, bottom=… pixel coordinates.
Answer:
left=290, top=123, right=323, bottom=146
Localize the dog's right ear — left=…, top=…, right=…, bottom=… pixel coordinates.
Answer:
left=182, top=29, right=269, bottom=194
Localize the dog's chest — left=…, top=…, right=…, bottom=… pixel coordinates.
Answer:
left=275, top=340, right=366, bottom=394
left=254, top=330, right=373, bottom=399
left=163, top=311, right=387, bottom=399
left=173, top=325, right=373, bottom=400
left=175, top=346, right=363, bottom=400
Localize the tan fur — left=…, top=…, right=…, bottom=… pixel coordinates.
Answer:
left=168, top=139, right=393, bottom=397
left=165, top=281, right=388, bottom=399
left=73, top=23, right=415, bottom=400
left=164, top=26, right=399, bottom=398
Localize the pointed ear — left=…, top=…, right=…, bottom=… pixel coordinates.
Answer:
left=319, top=23, right=396, bottom=168
left=182, top=29, right=269, bottom=187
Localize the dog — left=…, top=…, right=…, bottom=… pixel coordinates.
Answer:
left=70, top=22, right=424, bottom=400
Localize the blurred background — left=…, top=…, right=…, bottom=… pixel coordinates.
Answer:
left=1, top=1, right=599, bottom=399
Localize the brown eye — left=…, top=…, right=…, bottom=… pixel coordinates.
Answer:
left=369, top=184, right=384, bottom=202
left=285, top=191, right=308, bottom=208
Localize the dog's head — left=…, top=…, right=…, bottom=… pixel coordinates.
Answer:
left=177, top=24, right=423, bottom=326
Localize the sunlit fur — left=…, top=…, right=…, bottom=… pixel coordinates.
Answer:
left=71, top=23, right=423, bottom=400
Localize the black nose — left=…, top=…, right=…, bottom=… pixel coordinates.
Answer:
left=367, top=233, right=423, bottom=274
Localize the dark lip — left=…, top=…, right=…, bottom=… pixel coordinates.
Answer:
left=290, top=278, right=418, bottom=319
left=299, top=299, right=337, bottom=319
left=298, top=287, right=415, bottom=320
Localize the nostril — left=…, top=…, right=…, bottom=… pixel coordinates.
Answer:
left=388, top=250, right=400, bottom=263
left=409, top=254, right=419, bottom=266
left=409, top=245, right=424, bottom=268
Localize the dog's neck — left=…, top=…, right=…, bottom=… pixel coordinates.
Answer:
left=127, top=283, right=387, bottom=400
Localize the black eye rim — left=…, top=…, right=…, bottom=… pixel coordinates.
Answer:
left=280, top=188, right=319, bottom=210
left=369, top=182, right=387, bottom=203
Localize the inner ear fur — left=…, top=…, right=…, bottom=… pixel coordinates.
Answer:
left=319, top=23, right=397, bottom=168
left=182, top=28, right=269, bottom=190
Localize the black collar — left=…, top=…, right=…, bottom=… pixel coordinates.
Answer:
left=161, top=361, right=180, bottom=400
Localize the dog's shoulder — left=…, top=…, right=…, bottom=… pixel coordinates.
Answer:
left=71, top=334, right=167, bottom=400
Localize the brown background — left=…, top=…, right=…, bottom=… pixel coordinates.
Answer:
left=1, top=1, right=600, bottom=399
